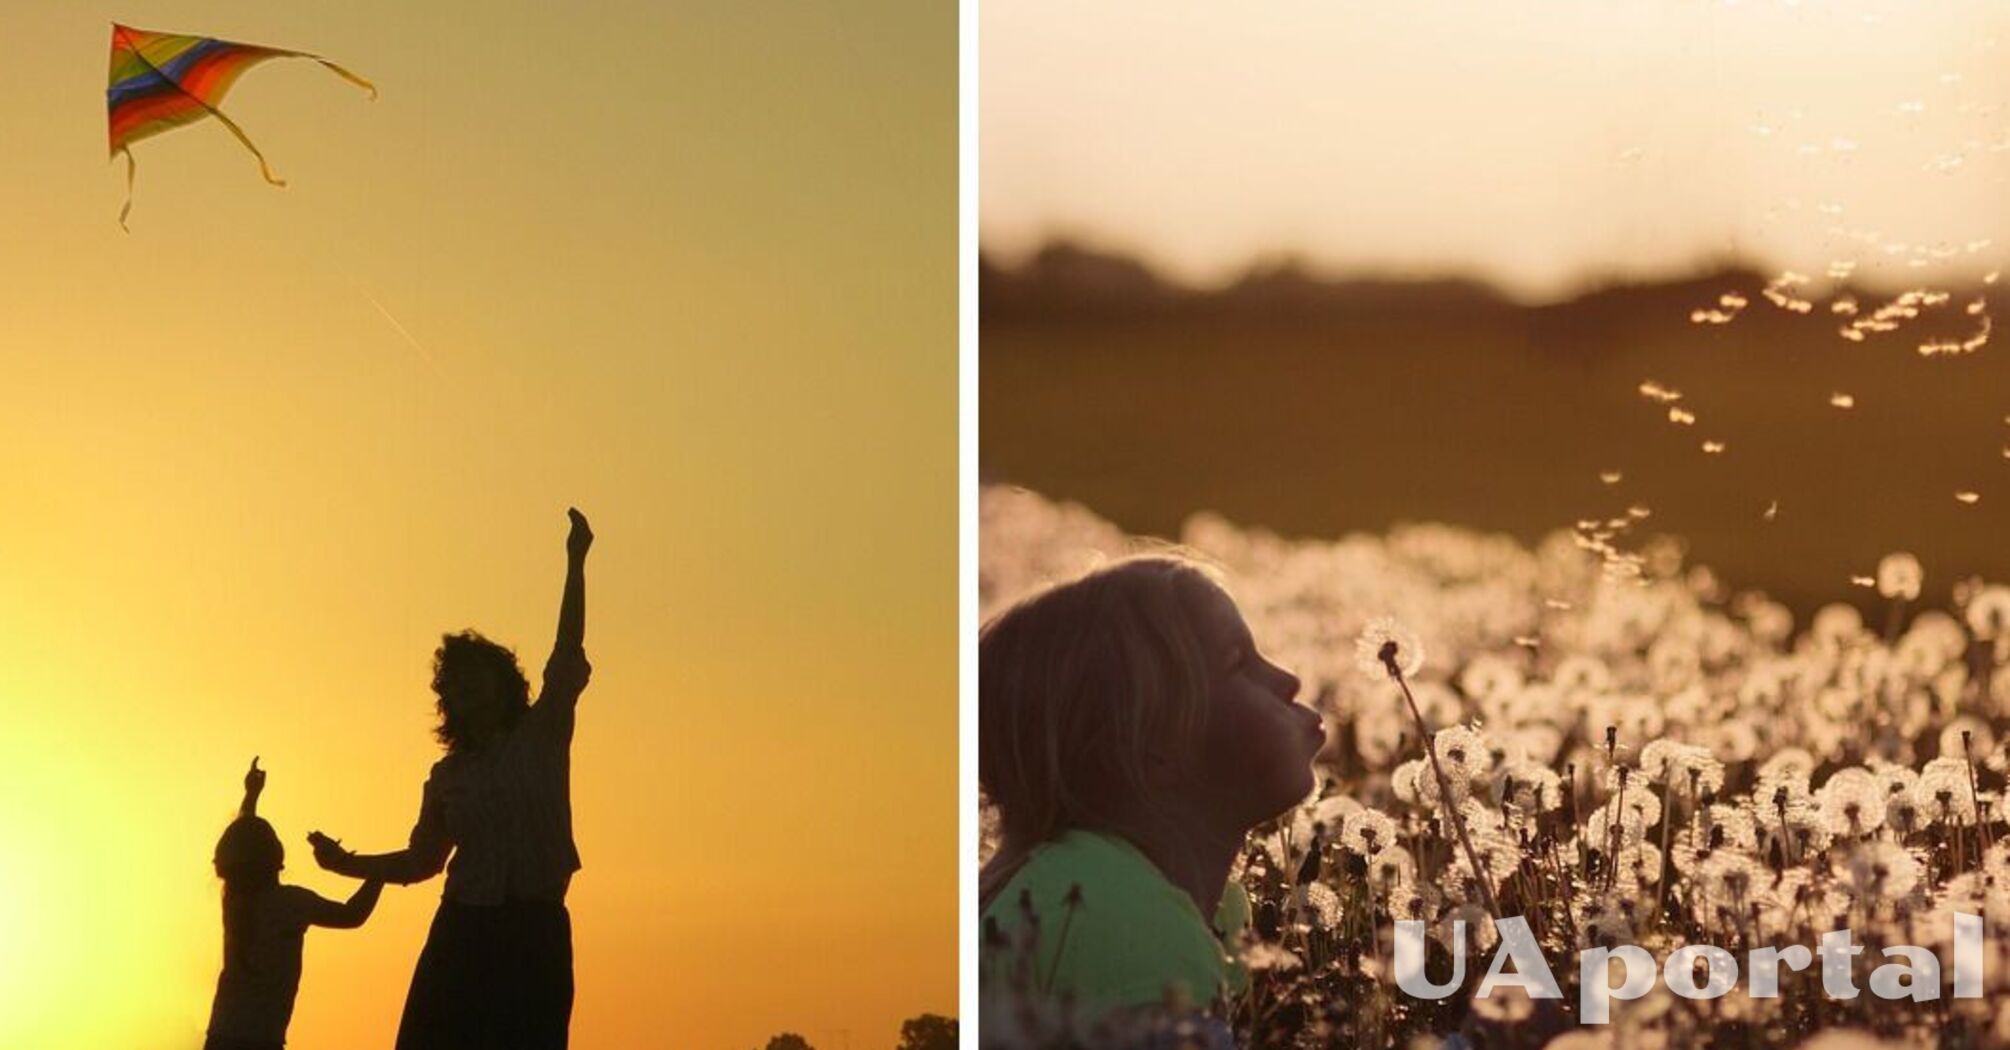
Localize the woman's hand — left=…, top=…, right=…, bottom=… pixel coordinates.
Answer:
left=566, top=507, right=593, bottom=561
left=307, top=831, right=353, bottom=873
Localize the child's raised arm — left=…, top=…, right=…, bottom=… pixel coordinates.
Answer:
left=239, top=757, right=266, bottom=818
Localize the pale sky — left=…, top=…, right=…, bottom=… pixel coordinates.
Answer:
left=0, top=3, right=951, bottom=1048
left=983, top=0, right=2010, bottom=300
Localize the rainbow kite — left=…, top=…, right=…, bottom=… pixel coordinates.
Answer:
left=106, top=23, right=375, bottom=229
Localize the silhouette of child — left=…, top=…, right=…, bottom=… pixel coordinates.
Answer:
left=977, top=556, right=1324, bottom=1019
left=206, top=758, right=382, bottom=1050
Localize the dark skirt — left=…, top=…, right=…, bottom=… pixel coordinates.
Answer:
left=395, top=899, right=573, bottom=1050
left=204, top=1038, right=283, bottom=1050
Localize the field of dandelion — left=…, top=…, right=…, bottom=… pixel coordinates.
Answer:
left=979, top=483, right=2010, bottom=1049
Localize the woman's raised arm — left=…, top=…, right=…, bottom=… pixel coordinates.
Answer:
left=554, top=507, right=591, bottom=655
left=538, top=507, right=593, bottom=709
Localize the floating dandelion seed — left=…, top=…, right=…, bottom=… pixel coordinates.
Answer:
left=1852, top=575, right=1877, bottom=588
left=1918, top=312, right=1989, bottom=356
left=1687, top=293, right=1746, bottom=325
left=1638, top=381, right=1683, bottom=403
left=1970, top=297, right=1988, bottom=317
left=1987, top=270, right=2001, bottom=285
left=1831, top=297, right=1860, bottom=316
left=1599, top=470, right=1623, bottom=485
left=1830, top=392, right=1855, bottom=408
left=1957, top=491, right=1982, bottom=505
left=1763, top=499, right=1779, bottom=521
left=1964, top=315, right=1992, bottom=353
left=1514, top=635, right=1540, bottom=649
left=1763, top=272, right=1815, bottom=313
left=1627, top=505, right=1651, bottom=519
left=1702, top=440, right=1726, bottom=454
left=1670, top=407, right=1697, bottom=425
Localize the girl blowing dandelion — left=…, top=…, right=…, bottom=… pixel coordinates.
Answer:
left=207, top=758, right=382, bottom=1050
left=978, top=556, right=1325, bottom=1022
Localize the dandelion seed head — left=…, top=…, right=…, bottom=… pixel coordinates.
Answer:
left=1965, top=585, right=2010, bottom=639
left=1818, top=769, right=1887, bottom=836
left=1340, top=807, right=1399, bottom=857
left=1877, top=552, right=1924, bottom=601
left=1355, top=617, right=1423, bottom=679
left=1841, top=841, right=1920, bottom=900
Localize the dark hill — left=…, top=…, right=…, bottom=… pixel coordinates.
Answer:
left=981, top=244, right=2010, bottom=616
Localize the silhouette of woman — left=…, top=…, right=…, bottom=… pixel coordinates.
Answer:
left=311, top=508, right=593, bottom=1050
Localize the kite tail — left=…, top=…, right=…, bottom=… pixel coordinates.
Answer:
left=118, top=148, right=135, bottom=232
left=312, top=57, right=378, bottom=101
left=206, top=106, right=287, bottom=187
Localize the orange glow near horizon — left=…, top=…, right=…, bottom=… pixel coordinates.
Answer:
left=0, top=3, right=952, bottom=1048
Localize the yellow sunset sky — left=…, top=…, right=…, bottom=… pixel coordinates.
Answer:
left=984, top=0, right=2010, bottom=300
left=0, top=3, right=952, bottom=1048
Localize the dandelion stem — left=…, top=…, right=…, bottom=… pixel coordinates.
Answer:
left=1606, top=765, right=1630, bottom=894
left=1654, top=772, right=1678, bottom=927
left=1384, top=655, right=1501, bottom=923
left=1963, top=730, right=1988, bottom=857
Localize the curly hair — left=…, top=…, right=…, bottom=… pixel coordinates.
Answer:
left=432, top=629, right=531, bottom=753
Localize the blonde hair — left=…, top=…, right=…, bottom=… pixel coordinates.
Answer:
left=978, top=555, right=1225, bottom=906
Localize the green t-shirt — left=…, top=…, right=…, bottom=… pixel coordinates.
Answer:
left=980, top=830, right=1250, bottom=1015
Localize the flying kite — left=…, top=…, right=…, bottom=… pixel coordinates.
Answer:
left=106, top=23, right=375, bottom=229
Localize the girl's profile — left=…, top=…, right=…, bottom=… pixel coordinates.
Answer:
left=978, top=555, right=1324, bottom=1022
